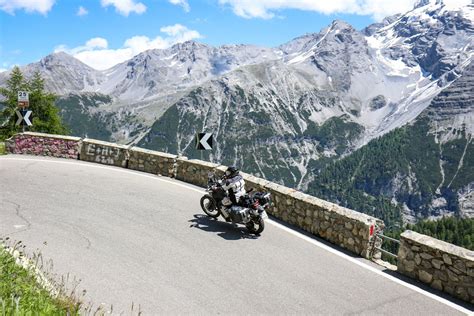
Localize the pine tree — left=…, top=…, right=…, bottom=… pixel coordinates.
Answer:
left=0, top=68, right=68, bottom=140
left=0, top=66, right=27, bottom=138
left=27, top=71, right=68, bottom=135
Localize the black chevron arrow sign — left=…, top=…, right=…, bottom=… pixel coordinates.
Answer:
left=15, top=110, right=33, bottom=126
left=196, top=133, right=213, bottom=150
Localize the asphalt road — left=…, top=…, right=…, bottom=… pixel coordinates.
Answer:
left=0, top=156, right=472, bottom=315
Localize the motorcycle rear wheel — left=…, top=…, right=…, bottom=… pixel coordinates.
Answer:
left=246, top=216, right=265, bottom=234
left=200, top=195, right=220, bottom=218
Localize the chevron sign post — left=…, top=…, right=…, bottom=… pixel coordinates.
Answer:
left=196, top=133, right=213, bottom=150
left=16, top=110, right=33, bottom=126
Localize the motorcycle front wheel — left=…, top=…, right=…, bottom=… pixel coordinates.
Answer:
left=200, top=195, right=220, bottom=218
left=246, top=216, right=265, bottom=234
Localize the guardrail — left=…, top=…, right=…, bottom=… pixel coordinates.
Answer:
left=374, top=233, right=400, bottom=259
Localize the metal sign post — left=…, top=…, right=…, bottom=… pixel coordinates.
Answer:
left=17, top=91, right=31, bottom=132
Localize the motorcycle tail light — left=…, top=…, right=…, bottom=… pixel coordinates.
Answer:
left=253, top=201, right=259, bottom=209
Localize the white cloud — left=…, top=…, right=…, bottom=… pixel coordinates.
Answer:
left=77, top=6, right=88, bottom=16
left=54, top=24, right=203, bottom=70
left=85, top=38, right=109, bottom=50
left=160, top=24, right=202, bottom=40
left=0, top=0, right=55, bottom=15
left=55, top=37, right=109, bottom=55
left=101, top=0, right=146, bottom=16
left=169, top=0, right=190, bottom=12
left=0, top=61, right=16, bottom=72
left=218, top=0, right=471, bottom=21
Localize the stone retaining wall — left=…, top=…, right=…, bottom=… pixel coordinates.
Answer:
left=128, top=147, right=177, bottom=177
left=5, top=132, right=81, bottom=159
left=80, top=139, right=129, bottom=168
left=267, top=184, right=377, bottom=258
left=398, top=231, right=474, bottom=304
left=175, top=158, right=220, bottom=187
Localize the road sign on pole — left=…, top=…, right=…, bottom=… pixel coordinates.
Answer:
left=196, top=133, right=213, bottom=150
left=17, top=91, right=29, bottom=108
left=16, top=110, right=33, bottom=126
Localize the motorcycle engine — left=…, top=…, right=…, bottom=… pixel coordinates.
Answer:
left=230, top=206, right=250, bottom=223
left=222, top=197, right=232, bottom=206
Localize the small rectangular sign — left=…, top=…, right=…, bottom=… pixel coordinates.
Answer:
left=18, top=91, right=29, bottom=102
left=18, top=101, right=29, bottom=108
left=18, top=91, right=29, bottom=108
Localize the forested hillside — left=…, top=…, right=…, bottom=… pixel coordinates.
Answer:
left=308, top=117, right=473, bottom=230
left=385, top=217, right=474, bottom=252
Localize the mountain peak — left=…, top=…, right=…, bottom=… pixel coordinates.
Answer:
left=412, top=0, right=472, bottom=13
left=414, top=0, right=443, bottom=9
left=40, top=51, right=89, bottom=68
left=171, top=40, right=209, bottom=51
left=46, top=51, right=74, bottom=60
left=330, top=19, right=354, bottom=30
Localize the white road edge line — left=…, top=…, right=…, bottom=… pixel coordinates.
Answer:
left=2, top=157, right=472, bottom=315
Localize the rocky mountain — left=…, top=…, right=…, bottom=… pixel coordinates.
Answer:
left=8, top=52, right=107, bottom=95
left=139, top=0, right=473, bottom=181
left=101, top=41, right=279, bottom=101
left=137, top=58, right=366, bottom=188
left=0, top=42, right=279, bottom=142
left=309, top=61, right=473, bottom=228
left=1, top=0, right=472, bottom=227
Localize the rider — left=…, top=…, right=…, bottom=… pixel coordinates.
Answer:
left=220, top=166, right=246, bottom=220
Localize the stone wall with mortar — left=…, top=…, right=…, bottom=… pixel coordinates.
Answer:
left=175, top=157, right=220, bottom=187
left=5, top=132, right=81, bottom=159
left=80, top=138, right=130, bottom=168
left=265, top=183, right=378, bottom=258
left=128, top=147, right=177, bottom=177
left=398, top=231, right=474, bottom=304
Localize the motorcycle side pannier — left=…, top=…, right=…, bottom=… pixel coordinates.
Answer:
left=253, top=192, right=271, bottom=205
left=230, top=206, right=247, bottom=222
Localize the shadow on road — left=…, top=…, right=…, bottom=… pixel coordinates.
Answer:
left=189, top=214, right=259, bottom=240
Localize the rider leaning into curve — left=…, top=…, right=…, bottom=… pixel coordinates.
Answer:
left=221, top=166, right=246, bottom=220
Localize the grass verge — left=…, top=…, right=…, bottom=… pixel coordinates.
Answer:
left=0, top=241, right=82, bottom=315
left=0, top=142, right=5, bottom=155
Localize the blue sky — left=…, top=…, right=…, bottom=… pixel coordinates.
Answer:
left=0, top=0, right=427, bottom=71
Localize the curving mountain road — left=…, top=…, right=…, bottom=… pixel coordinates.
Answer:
left=0, top=156, right=471, bottom=315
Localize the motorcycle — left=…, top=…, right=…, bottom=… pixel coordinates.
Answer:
left=200, top=172, right=271, bottom=234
